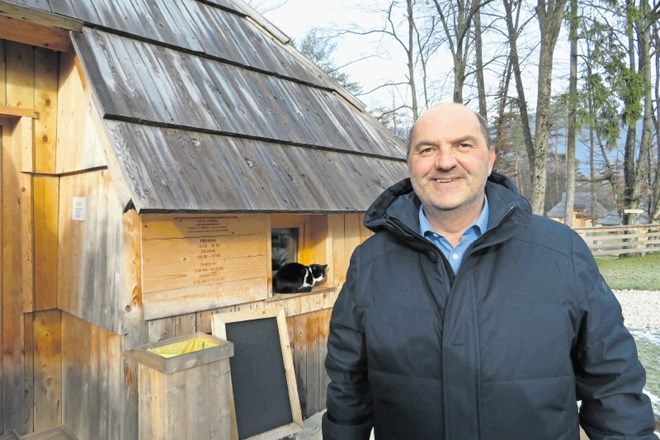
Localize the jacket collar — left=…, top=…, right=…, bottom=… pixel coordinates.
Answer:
left=364, top=171, right=532, bottom=241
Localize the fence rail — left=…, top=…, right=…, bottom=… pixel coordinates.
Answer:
left=574, top=225, right=660, bottom=257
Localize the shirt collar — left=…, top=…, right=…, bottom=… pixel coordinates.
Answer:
left=419, top=196, right=490, bottom=238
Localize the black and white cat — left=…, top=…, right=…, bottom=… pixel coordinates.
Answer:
left=273, top=263, right=328, bottom=294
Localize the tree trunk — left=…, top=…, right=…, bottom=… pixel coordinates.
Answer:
left=653, top=21, right=660, bottom=223
left=563, top=0, right=578, bottom=226
left=474, top=8, right=487, bottom=117
left=622, top=0, right=653, bottom=225
left=503, top=0, right=535, bottom=177
left=531, top=0, right=568, bottom=215
left=629, top=4, right=653, bottom=225
left=406, top=0, right=419, bottom=120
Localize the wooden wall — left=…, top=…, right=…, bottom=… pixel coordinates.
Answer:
left=141, top=212, right=369, bottom=418
left=1, top=39, right=63, bottom=437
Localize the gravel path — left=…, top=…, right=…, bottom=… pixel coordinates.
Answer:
left=613, top=290, right=660, bottom=329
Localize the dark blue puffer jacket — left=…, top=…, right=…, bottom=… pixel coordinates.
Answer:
left=323, top=173, right=657, bottom=440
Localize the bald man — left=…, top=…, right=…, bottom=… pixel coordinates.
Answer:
left=323, top=103, right=657, bottom=439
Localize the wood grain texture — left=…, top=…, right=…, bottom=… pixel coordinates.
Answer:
left=0, top=15, right=71, bottom=52
left=2, top=114, right=29, bottom=435
left=61, top=313, right=122, bottom=440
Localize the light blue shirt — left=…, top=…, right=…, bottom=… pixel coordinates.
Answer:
left=419, top=197, right=490, bottom=275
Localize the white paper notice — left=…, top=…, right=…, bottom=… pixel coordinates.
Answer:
left=72, top=197, right=86, bottom=221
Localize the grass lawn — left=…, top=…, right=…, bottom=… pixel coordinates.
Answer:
left=597, top=253, right=660, bottom=418
left=596, top=253, right=660, bottom=291
left=630, top=330, right=660, bottom=417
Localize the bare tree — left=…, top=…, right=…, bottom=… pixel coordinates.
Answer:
left=622, top=0, right=655, bottom=225
left=431, top=0, right=495, bottom=104
left=473, top=7, right=488, bottom=117
left=530, top=0, right=569, bottom=214
left=563, top=0, right=578, bottom=226
left=502, top=0, right=535, bottom=184
left=652, top=17, right=660, bottom=223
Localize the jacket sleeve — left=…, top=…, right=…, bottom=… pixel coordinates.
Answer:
left=323, top=247, right=374, bottom=440
left=571, top=236, right=658, bottom=439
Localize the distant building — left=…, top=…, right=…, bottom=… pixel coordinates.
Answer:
left=547, top=192, right=615, bottom=227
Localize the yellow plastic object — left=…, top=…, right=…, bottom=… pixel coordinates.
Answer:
left=147, top=336, right=219, bottom=358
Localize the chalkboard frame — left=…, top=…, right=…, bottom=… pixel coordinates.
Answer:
left=212, top=308, right=303, bottom=440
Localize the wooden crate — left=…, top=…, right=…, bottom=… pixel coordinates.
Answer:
left=131, top=333, right=234, bottom=440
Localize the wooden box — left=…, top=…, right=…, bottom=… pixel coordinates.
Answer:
left=131, top=333, right=234, bottom=440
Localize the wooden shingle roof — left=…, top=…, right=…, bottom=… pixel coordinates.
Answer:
left=3, top=0, right=408, bottom=212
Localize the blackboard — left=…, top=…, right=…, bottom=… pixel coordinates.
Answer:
left=212, top=308, right=302, bottom=440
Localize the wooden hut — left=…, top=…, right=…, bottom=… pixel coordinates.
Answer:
left=0, top=0, right=407, bottom=438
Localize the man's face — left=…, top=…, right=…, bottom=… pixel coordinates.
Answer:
left=408, top=104, right=496, bottom=221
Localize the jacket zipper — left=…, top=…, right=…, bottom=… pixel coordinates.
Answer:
left=388, top=218, right=456, bottom=283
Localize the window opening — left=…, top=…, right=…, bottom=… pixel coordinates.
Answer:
left=271, top=228, right=298, bottom=270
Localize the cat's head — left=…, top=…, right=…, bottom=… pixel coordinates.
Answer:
left=309, top=264, right=328, bottom=284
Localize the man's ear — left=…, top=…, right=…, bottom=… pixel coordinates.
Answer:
left=488, top=147, right=496, bottom=175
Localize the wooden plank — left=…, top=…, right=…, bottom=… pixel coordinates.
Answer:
left=2, top=115, right=28, bottom=435
left=328, top=215, right=346, bottom=287
left=119, top=209, right=147, bottom=350
left=0, top=118, right=6, bottom=436
left=32, top=310, right=62, bottom=432
left=140, top=356, right=164, bottom=440
left=61, top=313, right=122, bottom=440
left=20, top=161, right=34, bottom=314
left=293, top=314, right=307, bottom=417
left=195, top=310, right=213, bottom=335
left=0, top=104, right=38, bottom=119
left=61, top=313, right=85, bottom=438
left=142, top=277, right=268, bottom=321
left=0, top=15, right=72, bottom=53
left=18, top=425, right=76, bottom=439
left=0, top=2, right=82, bottom=32
left=147, top=318, right=176, bottom=344
left=308, top=216, right=330, bottom=281
left=105, top=327, right=122, bottom=440
left=0, top=40, right=5, bottom=107
left=33, top=47, right=58, bottom=173
left=23, top=313, right=35, bottom=434
left=56, top=52, right=107, bottom=174
left=142, top=234, right=266, bottom=293
left=305, top=311, right=321, bottom=416
left=142, top=213, right=268, bottom=240
left=344, top=214, right=362, bottom=260
left=57, top=170, right=124, bottom=333
left=5, top=41, right=35, bottom=109
left=33, top=176, right=58, bottom=310
left=319, top=307, right=332, bottom=407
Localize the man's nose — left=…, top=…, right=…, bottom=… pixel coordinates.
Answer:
left=434, top=147, right=457, bottom=170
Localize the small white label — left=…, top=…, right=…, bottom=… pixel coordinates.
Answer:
left=72, top=197, right=86, bottom=221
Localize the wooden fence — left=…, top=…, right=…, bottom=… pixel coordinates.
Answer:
left=574, top=225, right=660, bottom=257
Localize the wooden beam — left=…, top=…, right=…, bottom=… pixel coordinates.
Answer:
left=0, top=104, right=38, bottom=119
left=0, top=1, right=82, bottom=31
left=0, top=15, right=72, bottom=52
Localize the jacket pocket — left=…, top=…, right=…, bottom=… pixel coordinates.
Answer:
left=365, top=305, right=442, bottom=377
left=480, top=375, right=579, bottom=439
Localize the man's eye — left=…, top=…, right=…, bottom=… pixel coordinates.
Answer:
left=458, top=143, right=472, bottom=149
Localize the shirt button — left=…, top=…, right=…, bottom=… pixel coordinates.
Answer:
left=452, top=253, right=459, bottom=260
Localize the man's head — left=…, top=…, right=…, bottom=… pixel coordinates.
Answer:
left=407, top=103, right=496, bottom=225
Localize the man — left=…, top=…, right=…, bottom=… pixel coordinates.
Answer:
left=322, top=103, right=657, bottom=439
